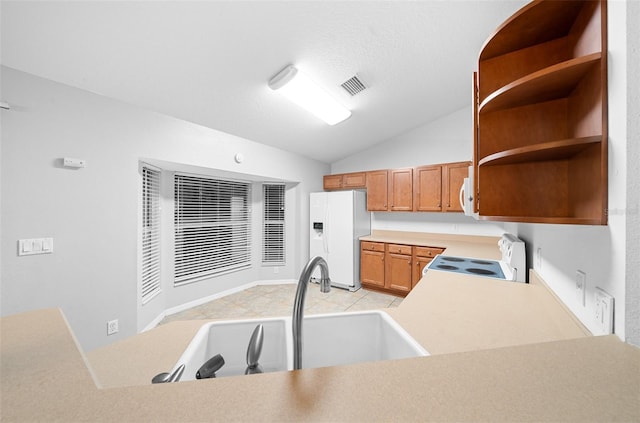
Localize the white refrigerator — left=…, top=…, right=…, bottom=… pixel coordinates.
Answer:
left=309, top=190, right=370, bottom=291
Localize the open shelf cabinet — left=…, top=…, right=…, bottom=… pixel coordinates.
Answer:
left=474, top=0, right=608, bottom=225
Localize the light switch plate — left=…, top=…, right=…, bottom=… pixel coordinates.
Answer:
left=18, top=238, right=54, bottom=256
left=595, top=288, right=614, bottom=334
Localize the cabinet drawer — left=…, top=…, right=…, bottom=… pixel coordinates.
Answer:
left=414, top=246, right=444, bottom=258
left=386, top=244, right=412, bottom=255
left=361, top=241, right=385, bottom=252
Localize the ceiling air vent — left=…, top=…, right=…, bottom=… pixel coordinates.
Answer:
left=340, top=75, right=367, bottom=97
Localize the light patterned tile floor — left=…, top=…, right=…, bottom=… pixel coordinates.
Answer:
left=160, top=283, right=403, bottom=325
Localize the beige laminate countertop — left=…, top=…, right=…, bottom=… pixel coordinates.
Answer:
left=2, top=231, right=639, bottom=422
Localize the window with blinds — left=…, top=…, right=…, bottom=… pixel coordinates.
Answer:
left=141, top=165, right=161, bottom=303
left=174, top=174, right=251, bottom=285
left=263, top=184, right=285, bottom=264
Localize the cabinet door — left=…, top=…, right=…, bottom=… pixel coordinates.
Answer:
left=388, top=168, right=413, bottom=211
left=442, top=162, right=470, bottom=212
left=360, top=248, right=385, bottom=288
left=366, top=170, right=389, bottom=211
left=385, top=251, right=412, bottom=294
left=343, top=172, right=366, bottom=189
left=412, top=256, right=433, bottom=288
left=413, top=165, right=442, bottom=211
left=323, top=174, right=343, bottom=190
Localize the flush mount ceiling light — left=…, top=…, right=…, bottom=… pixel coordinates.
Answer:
left=268, top=65, right=351, bottom=126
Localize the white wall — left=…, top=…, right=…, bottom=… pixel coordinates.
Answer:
left=329, top=0, right=638, bottom=343
left=0, top=67, right=328, bottom=351
left=333, top=106, right=505, bottom=237
left=625, top=0, right=640, bottom=347
left=333, top=107, right=474, bottom=172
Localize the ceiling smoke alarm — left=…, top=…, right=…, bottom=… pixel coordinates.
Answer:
left=340, top=75, right=367, bottom=97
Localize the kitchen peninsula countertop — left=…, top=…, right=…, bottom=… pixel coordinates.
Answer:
left=2, top=231, right=639, bottom=421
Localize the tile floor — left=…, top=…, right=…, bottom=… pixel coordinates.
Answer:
left=160, top=283, right=403, bottom=325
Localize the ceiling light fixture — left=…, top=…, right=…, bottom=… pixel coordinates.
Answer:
left=268, top=65, right=351, bottom=126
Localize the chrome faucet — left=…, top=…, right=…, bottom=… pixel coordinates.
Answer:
left=292, top=256, right=331, bottom=370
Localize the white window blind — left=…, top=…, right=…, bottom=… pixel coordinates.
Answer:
left=141, top=165, right=161, bottom=303
left=174, top=174, right=251, bottom=285
left=263, top=184, right=285, bottom=264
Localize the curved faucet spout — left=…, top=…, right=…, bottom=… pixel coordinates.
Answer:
left=292, top=256, right=331, bottom=370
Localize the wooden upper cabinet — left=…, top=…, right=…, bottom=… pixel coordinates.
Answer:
left=342, top=172, right=366, bottom=189
left=323, top=172, right=366, bottom=190
left=366, top=170, right=389, bottom=211
left=475, top=0, right=607, bottom=225
left=323, top=174, right=343, bottom=190
left=388, top=168, right=413, bottom=211
left=442, top=161, right=471, bottom=212
left=413, top=165, right=442, bottom=211
left=327, top=161, right=473, bottom=213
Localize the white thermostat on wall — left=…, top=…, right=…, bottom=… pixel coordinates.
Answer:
left=63, top=157, right=86, bottom=168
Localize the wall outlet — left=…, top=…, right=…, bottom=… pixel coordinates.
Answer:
left=595, top=288, right=614, bottom=334
left=536, top=248, right=542, bottom=269
left=107, top=319, right=119, bottom=336
left=273, top=267, right=279, bottom=274
left=575, top=270, right=586, bottom=306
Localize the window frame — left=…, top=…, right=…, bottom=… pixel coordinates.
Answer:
left=262, top=184, right=286, bottom=265
left=141, top=164, right=162, bottom=304
left=173, top=173, right=252, bottom=285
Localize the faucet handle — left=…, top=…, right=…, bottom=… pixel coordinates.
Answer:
left=246, top=324, right=264, bottom=368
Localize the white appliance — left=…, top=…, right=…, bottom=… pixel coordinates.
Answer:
left=460, top=165, right=478, bottom=218
left=309, top=191, right=370, bottom=291
left=423, top=233, right=527, bottom=282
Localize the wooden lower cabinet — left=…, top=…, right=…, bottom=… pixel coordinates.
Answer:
left=361, top=241, right=444, bottom=296
left=360, top=242, right=385, bottom=288
left=412, top=246, right=445, bottom=288
left=384, top=244, right=413, bottom=294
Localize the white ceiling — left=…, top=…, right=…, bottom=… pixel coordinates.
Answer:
left=1, top=0, right=527, bottom=164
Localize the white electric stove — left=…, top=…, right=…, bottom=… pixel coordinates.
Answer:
left=424, top=233, right=526, bottom=282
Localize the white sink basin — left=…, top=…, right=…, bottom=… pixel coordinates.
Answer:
left=302, top=311, right=428, bottom=369
left=171, top=310, right=428, bottom=382
left=175, top=317, right=290, bottom=381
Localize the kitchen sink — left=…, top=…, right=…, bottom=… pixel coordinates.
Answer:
left=175, top=317, right=290, bottom=381
left=301, top=311, right=428, bottom=369
left=171, top=310, right=428, bottom=382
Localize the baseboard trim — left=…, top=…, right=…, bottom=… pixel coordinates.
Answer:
left=142, top=279, right=297, bottom=332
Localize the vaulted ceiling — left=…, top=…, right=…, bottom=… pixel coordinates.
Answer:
left=1, top=1, right=527, bottom=163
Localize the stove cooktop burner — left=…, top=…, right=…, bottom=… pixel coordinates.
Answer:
left=467, top=268, right=497, bottom=275
left=471, top=260, right=494, bottom=266
left=426, top=255, right=506, bottom=280
left=436, top=264, right=459, bottom=270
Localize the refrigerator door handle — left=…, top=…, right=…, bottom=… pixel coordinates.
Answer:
left=323, top=204, right=329, bottom=254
